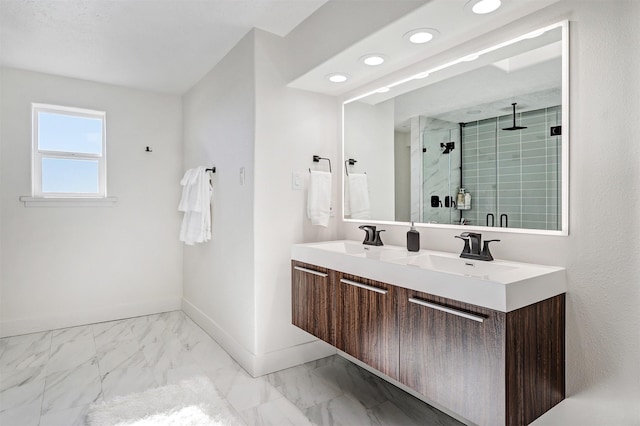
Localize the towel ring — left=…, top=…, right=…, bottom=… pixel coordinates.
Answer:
left=309, top=155, right=332, bottom=173
left=345, top=159, right=358, bottom=176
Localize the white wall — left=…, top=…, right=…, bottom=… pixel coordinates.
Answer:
left=0, top=67, right=183, bottom=337
left=253, top=29, right=338, bottom=372
left=340, top=1, right=640, bottom=424
left=181, top=29, right=338, bottom=376
left=181, top=32, right=258, bottom=366
left=344, top=100, right=395, bottom=220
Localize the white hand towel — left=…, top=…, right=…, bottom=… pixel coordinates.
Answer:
left=347, top=173, right=370, bottom=220
left=179, top=167, right=212, bottom=245
left=307, top=170, right=332, bottom=227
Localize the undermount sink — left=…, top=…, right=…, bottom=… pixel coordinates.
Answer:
left=291, top=240, right=566, bottom=312
left=388, top=252, right=518, bottom=280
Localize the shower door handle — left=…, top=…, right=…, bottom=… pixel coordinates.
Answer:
left=486, top=213, right=495, bottom=227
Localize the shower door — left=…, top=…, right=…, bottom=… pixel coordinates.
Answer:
left=422, top=122, right=461, bottom=224
left=461, top=106, right=562, bottom=230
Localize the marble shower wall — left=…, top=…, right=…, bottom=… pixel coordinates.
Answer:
left=420, top=118, right=461, bottom=225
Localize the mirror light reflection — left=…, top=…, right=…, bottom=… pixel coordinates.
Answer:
left=343, top=21, right=568, bottom=234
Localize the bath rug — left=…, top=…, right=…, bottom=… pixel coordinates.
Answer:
left=86, top=376, right=242, bottom=426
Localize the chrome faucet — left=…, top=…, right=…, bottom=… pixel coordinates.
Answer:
left=455, top=232, right=499, bottom=261
left=359, top=225, right=385, bottom=246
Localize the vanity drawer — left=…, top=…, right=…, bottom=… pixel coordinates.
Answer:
left=291, top=261, right=334, bottom=345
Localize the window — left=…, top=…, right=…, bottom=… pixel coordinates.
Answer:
left=32, top=103, right=106, bottom=198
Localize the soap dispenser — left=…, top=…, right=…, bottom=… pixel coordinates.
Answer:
left=407, top=222, right=420, bottom=252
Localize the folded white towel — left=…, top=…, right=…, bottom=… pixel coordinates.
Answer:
left=179, top=167, right=212, bottom=245
left=347, top=173, right=370, bottom=220
left=307, top=170, right=332, bottom=227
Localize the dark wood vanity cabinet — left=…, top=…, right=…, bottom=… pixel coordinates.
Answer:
left=334, top=272, right=399, bottom=380
left=398, top=288, right=565, bottom=426
left=398, top=289, right=507, bottom=425
left=291, top=261, right=334, bottom=344
left=291, top=260, right=565, bottom=426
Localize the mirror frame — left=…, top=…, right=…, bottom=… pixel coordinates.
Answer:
left=341, top=20, right=569, bottom=236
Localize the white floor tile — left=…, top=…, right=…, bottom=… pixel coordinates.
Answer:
left=240, top=396, right=313, bottom=426
left=51, top=325, right=94, bottom=347
left=92, top=319, right=136, bottom=349
left=0, top=342, right=50, bottom=372
left=267, top=364, right=342, bottom=410
left=0, top=310, right=461, bottom=426
left=41, top=364, right=102, bottom=414
left=47, top=339, right=97, bottom=374
left=3, top=331, right=52, bottom=351
left=39, top=403, right=89, bottom=426
left=96, top=339, right=148, bottom=374
left=101, top=366, right=159, bottom=400
left=0, top=399, right=42, bottom=426
left=0, top=370, right=45, bottom=412
left=225, top=370, right=283, bottom=412
left=305, top=394, right=376, bottom=426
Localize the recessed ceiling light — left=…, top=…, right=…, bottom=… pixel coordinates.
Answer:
left=361, top=54, right=386, bottom=66
left=376, top=87, right=390, bottom=93
left=404, top=29, right=438, bottom=44
left=470, top=0, right=501, bottom=14
left=413, top=71, right=430, bottom=79
left=327, top=73, right=349, bottom=83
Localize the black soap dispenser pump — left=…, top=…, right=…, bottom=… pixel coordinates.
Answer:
left=407, top=222, right=420, bottom=252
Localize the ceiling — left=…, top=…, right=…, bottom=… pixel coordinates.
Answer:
left=288, top=0, right=559, bottom=96
left=0, top=0, right=561, bottom=97
left=0, top=0, right=327, bottom=94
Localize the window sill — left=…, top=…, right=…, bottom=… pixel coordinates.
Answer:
left=19, top=196, right=118, bottom=207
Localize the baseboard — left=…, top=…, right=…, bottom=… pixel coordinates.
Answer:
left=182, top=297, right=336, bottom=377
left=253, top=339, right=336, bottom=377
left=181, top=297, right=257, bottom=374
left=0, top=297, right=182, bottom=338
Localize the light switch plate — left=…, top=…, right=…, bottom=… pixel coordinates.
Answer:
left=292, top=171, right=303, bottom=190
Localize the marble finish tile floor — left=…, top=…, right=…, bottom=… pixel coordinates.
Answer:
left=0, top=311, right=462, bottom=425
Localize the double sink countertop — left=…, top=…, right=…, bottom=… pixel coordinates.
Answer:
left=291, top=240, right=566, bottom=312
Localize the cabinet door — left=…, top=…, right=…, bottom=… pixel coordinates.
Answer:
left=335, top=272, right=398, bottom=379
left=398, top=288, right=505, bottom=426
left=291, top=261, right=334, bottom=344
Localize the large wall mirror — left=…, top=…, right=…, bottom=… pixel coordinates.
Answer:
left=343, top=21, right=569, bottom=235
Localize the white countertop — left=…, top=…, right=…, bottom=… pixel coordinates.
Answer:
left=291, top=240, right=566, bottom=312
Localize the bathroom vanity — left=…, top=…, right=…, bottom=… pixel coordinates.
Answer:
left=291, top=241, right=566, bottom=426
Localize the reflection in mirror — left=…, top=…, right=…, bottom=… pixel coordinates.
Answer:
left=343, top=21, right=568, bottom=234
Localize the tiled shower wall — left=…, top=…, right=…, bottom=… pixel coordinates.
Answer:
left=460, top=106, right=561, bottom=230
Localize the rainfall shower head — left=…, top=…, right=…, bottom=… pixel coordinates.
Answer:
left=502, top=103, right=528, bottom=131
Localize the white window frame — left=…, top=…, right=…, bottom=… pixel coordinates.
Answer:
left=32, top=103, right=107, bottom=198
